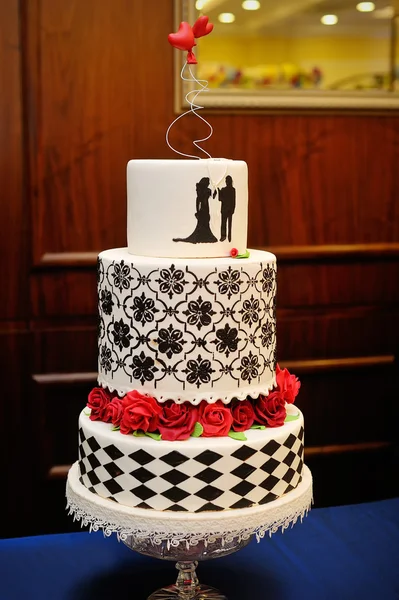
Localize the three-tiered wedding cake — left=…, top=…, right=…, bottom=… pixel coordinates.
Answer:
left=76, top=157, right=306, bottom=514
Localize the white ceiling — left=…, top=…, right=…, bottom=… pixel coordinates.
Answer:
left=200, top=0, right=393, bottom=37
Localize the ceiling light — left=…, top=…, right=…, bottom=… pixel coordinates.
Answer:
left=242, top=0, right=261, bottom=10
left=195, top=0, right=206, bottom=9
left=218, top=12, right=236, bottom=23
left=356, top=2, right=375, bottom=11
left=373, top=6, right=394, bottom=19
left=321, top=14, right=338, bottom=25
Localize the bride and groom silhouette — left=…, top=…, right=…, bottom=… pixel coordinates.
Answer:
left=173, top=175, right=236, bottom=244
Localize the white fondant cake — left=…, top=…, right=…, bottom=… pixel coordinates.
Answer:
left=127, top=159, right=248, bottom=258
left=78, top=407, right=304, bottom=512
left=97, top=248, right=277, bottom=403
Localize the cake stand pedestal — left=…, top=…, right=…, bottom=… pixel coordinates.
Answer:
left=66, top=462, right=312, bottom=599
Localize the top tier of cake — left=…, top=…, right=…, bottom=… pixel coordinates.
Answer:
left=127, top=159, right=248, bottom=259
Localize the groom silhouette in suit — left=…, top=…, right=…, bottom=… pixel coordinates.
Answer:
left=218, top=175, right=236, bottom=242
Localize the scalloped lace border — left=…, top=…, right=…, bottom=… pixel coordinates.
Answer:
left=66, top=463, right=313, bottom=548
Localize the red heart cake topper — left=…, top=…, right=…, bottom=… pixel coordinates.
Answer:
left=168, top=16, right=214, bottom=65
left=192, top=15, right=214, bottom=38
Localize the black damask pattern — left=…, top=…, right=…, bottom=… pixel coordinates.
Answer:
left=100, top=289, right=114, bottom=316
left=112, top=261, right=131, bottom=292
left=131, top=351, right=158, bottom=385
left=183, top=296, right=215, bottom=330
left=133, top=292, right=158, bottom=326
left=100, top=344, right=113, bottom=373
left=262, top=265, right=275, bottom=294
left=239, top=351, right=261, bottom=384
left=112, top=319, right=132, bottom=351
left=157, top=324, right=185, bottom=359
left=216, top=267, right=241, bottom=300
left=156, top=265, right=187, bottom=299
left=261, top=320, right=274, bottom=348
left=240, top=295, right=260, bottom=328
left=183, top=354, right=214, bottom=388
left=213, top=324, right=240, bottom=357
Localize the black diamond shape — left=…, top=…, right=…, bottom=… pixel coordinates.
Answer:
left=79, top=445, right=86, bottom=460
left=161, top=487, right=190, bottom=503
left=131, top=467, right=156, bottom=484
left=103, top=479, right=124, bottom=495
left=297, top=458, right=304, bottom=473
left=259, top=474, right=280, bottom=491
left=136, top=502, right=152, bottom=509
left=87, top=486, right=97, bottom=494
left=195, top=502, right=224, bottom=512
left=282, top=467, right=296, bottom=484
left=284, top=450, right=296, bottom=467
left=104, top=462, right=124, bottom=478
left=195, top=485, right=224, bottom=501
left=87, top=470, right=101, bottom=486
left=87, top=437, right=101, bottom=453
left=230, top=498, right=254, bottom=509
left=283, top=483, right=295, bottom=494
left=231, top=445, right=257, bottom=461
left=231, top=480, right=255, bottom=497
left=283, top=434, right=297, bottom=450
left=79, top=460, right=86, bottom=476
left=107, top=496, right=118, bottom=503
left=195, top=450, right=223, bottom=466
left=196, top=467, right=223, bottom=484
left=131, top=485, right=157, bottom=501
left=129, top=449, right=154, bottom=465
left=260, top=457, right=280, bottom=474
left=79, top=428, right=86, bottom=443
left=160, top=451, right=190, bottom=467
left=259, top=492, right=278, bottom=505
left=161, top=469, right=189, bottom=486
left=259, top=440, right=280, bottom=456
left=87, top=453, right=101, bottom=470
left=298, top=426, right=304, bottom=440
left=103, top=444, right=124, bottom=460
left=231, top=463, right=256, bottom=480
left=166, top=504, right=188, bottom=512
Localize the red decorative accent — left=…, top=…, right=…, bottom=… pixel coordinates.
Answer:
left=198, top=400, right=233, bottom=437
left=158, top=400, right=199, bottom=441
left=231, top=399, right=255, bottom=432
left=192, top=15, right=214, bottom=38
left=230, top=248, right=238, bottom=258
left=276, top=364, right=301, bottom=404
left=86, top=365, right=300, bottom=438
left=168, top=21, right=195, bottom=52
left=187, top=51, right=197, bottom=65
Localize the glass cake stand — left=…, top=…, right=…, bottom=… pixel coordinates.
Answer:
left=66, top=462, right=313, bottom=600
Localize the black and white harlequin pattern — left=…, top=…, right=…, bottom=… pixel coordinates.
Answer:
left=78, top=426, right=304, bottom=512
left=97, top=251, right=277, bottom=399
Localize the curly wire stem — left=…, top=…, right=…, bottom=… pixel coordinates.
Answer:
left=166, top=62, right=213, bottom=159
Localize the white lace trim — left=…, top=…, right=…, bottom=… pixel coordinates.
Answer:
left=66, top=463, right=312, bottom=548
left=97, top=377, right=277, bottom=405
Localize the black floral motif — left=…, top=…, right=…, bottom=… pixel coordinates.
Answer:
left=100, top=344, right=113, bottom=373
left=156, top=264, right=187, bottom=299
left=239, top=351, right=261, bottom=384
left=272, top=346, right=277, bottom=371
left=183, top=296, right=215, bottom=330
left=220, top=306, right=235, bottom=319
left=213, top=324, right=240, bottom=357
left=133, top=292, right=158, bottom=326
left=240, top=295, right=260, bottom=328
left=112, top=319, right=132, bottom=351
left=100, top=288, right=114, bottom=316
left=216, top=267, right=241, bottom=300
left=112, top=260, right=131, bottom=292
left=261, top=320, right=274, bottom=348
left=157, top=324, right=185, bottom=359
left=97, top=257, right=104, bottom=285
left=183, top=354, right=214, bottom=388
left=262, top=265, right=275, bottom=294
left=195, top=338, right=207, bottom=349
left=131, top=351, right=158, bottom=385
left=163, top=306, right=179, bottom=318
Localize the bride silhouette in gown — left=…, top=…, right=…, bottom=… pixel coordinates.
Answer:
left=173, top=177, right=217, bottom=244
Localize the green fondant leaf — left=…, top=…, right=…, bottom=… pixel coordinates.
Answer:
left=111, top=425, right=120, bottom=431
left=145, top=431, right=162, bottom=441
left=237, top=249, right=250, bottom=259
left=83, top=410, right=91, bottom=417
left=191, top=422, right=204, bottom=438
left=285, top=414, right=300, bottom=422
left=133, top=430, right=145, bottom=437
left=250, top=424, right=266, bottom=430
left=228, top=430, right=247, bottom=441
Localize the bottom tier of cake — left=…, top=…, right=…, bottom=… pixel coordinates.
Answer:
left=78, top=408, right=304, bottom=513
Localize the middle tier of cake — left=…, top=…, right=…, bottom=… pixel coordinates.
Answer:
left=97, top=248, right=277, bottom=404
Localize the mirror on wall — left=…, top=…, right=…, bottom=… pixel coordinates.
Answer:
left=174, top=0, right=399, bottom=110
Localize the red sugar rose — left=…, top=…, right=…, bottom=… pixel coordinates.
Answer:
left=231, top=399, right=255, bottom=432
left=87, top=387, right=112, bottom=421
left=230, top=248, right=238, bottom=258
left=120, top=390, right=162, bottom=435
left=198, top=400, right=233, bottom=437
left=276, top=364, right=301, bottom=404
left=158, top=401, right=198, bottom=441
left=254, top=391, right=286, bottom=428
left=103, top=398, right=124, bottom=427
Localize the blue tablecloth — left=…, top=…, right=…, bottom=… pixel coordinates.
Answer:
left=1, top=498, right=398, bottom=600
